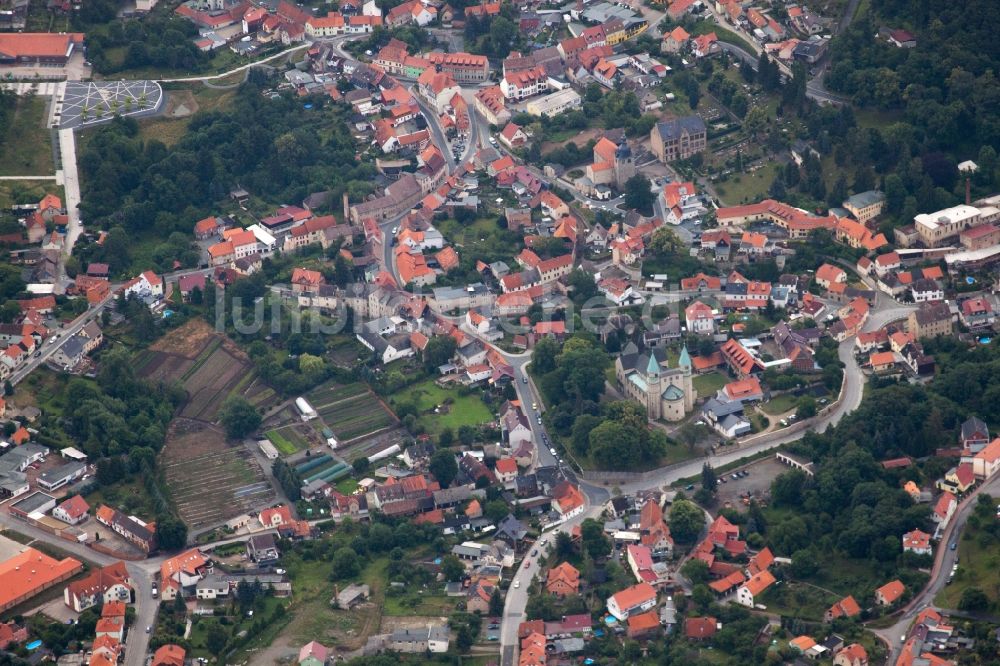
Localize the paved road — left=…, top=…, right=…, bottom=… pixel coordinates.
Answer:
left=158, top=44, right=311, bottom=83
left=875, top=474, right=1000, bottom=663
left=499, top=505, right=603, bottom=665
left=58, top=128, right=84, bottom=260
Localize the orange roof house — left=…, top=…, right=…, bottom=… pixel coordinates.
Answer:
left=626, top=610, right=661, bottom=638
left=684, top=616, right=717, bottom=640
left=546, top=562, right=581, bottom=597
left=737, top=569, right=775, bottom=606
left=152, top=645, right=186, bottom=666
left=875, top=579, right=905, bottom=606
left=790, top=635, right=817, bottom=652
left=825, top=595, right=861, bottom=622
left=435, top=246, right=460, bottom=271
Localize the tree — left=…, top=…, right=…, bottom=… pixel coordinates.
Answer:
left=428, top=450, right=458, bottom=487
left=488, top=587, right=503, bottom=615
left=423, top=335, right=457, bottom=373
left=771, top=469, right=806, bottom=507
left=440, top=555, right=465, bottom=582
left=218, top=396, right=261, bottom=439
left=680, top=558, right=709, bottom=585
left=701, top=463, right=717, bottom=493
left=958, top=587, right=989, bottom=612
left=205, top=624, right=228, bottom=656
left=623, top=174, right=655, bottom=215
left=796, top=396, right=817, bottom=419
left=789, top=548, right=818, bottom=578
left=532, top=337, right=559, bottom=374
left=155, top=515, right=188, bottom=551
left=580, top=518, right=611, bottom=559
left=331, top=547, right=360, bottom=580
left=668, top=499, right=704, bottom=544
left=566, top=269, right=598, bottom=304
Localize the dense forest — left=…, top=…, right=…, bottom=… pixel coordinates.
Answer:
left=78, top=82, right=376, bottom=238
left=813, top=0, right=1000, bottom=225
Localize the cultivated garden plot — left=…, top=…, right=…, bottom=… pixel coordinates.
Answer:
left=160, top=419, right=275, bottom=529
left=137, top=319, right=273, bottom=422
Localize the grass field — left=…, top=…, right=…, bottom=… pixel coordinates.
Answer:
left=394, top=379, right=494, bottom=435
left=0, top=96, right=53, bottom=177
left=713, top=162, right=781, bottom=206
left=758, top=581, right=839, bottom=622
left=0, top=181, right=63, bottom=210
left=693, top=371, right=728, bottom=396
left=761, top=394, right=799, bottom=415
left=307, top=380, right=368, bottom=406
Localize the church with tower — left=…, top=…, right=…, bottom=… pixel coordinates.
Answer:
left=614, top=344, right=697, bottom=422
left=574, top=131, right=636, bottom=200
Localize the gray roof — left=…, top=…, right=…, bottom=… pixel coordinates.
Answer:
left=451, top=543, right=488, bottom=558
left=844, top=190, right=885, bottom=209
left=38, top=461, right=85, bottom=485
left=654, top=115, right=706, bottom=141
left=11, top=491, right=55, bottom=513
left=434, top=486, right=472, bottom=507
left=702, top=398, right=744, bottom=419
left=553, top=638, right=585, bottom=653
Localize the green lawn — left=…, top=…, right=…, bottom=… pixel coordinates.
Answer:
left=0, top=180, right=63, bottom=209
left=436, top=217, right=522, bottom=266
left=758, top=582, right=839, bottom=622
left=335, top=478, right=359, bottom=494
left=693, top=371, right=728, bottom=397
left=690, top=19, right=757, bottom=55
left=0, top=95, right=54, bottom=176
left=713, top=162, right=781, bottom=206
left=761, top=394, right=799, bottom=416
left=394, top=378, right=495, bottom=435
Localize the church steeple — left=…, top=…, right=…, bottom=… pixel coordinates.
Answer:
left=645, top=352, right=661, bottom=377
left=678, top=344, right=692, bottom=373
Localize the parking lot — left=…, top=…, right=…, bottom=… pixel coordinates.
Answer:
left=713, top=456, right=784, bottom=512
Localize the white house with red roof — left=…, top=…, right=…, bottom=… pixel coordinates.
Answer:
left=494, top=457, right=518, bottom=484
left=685, top=300, right=715, bottom=335
left=53, top=495, right=90, bottom=525
left=606, top=582, right=657, bottom=620
left=736, top=570, right=775, bottom=607
left=122, top=271, right=164, bottom=301
left=260, top=505, right=293, bottom=528
left=499, top=123, right=528, bottom=149
left=902, top=529, right=932, bottom=556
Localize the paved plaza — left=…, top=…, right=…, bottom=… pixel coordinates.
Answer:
left=58, top=80, right=163, bottom=129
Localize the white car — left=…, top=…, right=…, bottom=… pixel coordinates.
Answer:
left=514, top=580, right=520, bottom=589
left=549, top=447, right=557, bottom=456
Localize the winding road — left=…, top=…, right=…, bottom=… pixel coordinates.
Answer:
left=497, top=297, right=916, bottom=665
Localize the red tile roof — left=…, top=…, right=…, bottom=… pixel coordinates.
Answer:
left=684, top=616, right=717, bottom=639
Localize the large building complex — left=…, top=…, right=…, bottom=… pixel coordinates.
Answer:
left=615, top=346, right=696, bottom=422
left=0, top=548, right=83, bottom=612
left=650, top=115, right=706, bottom=163
left=0, top=33, right=85, bottom=67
